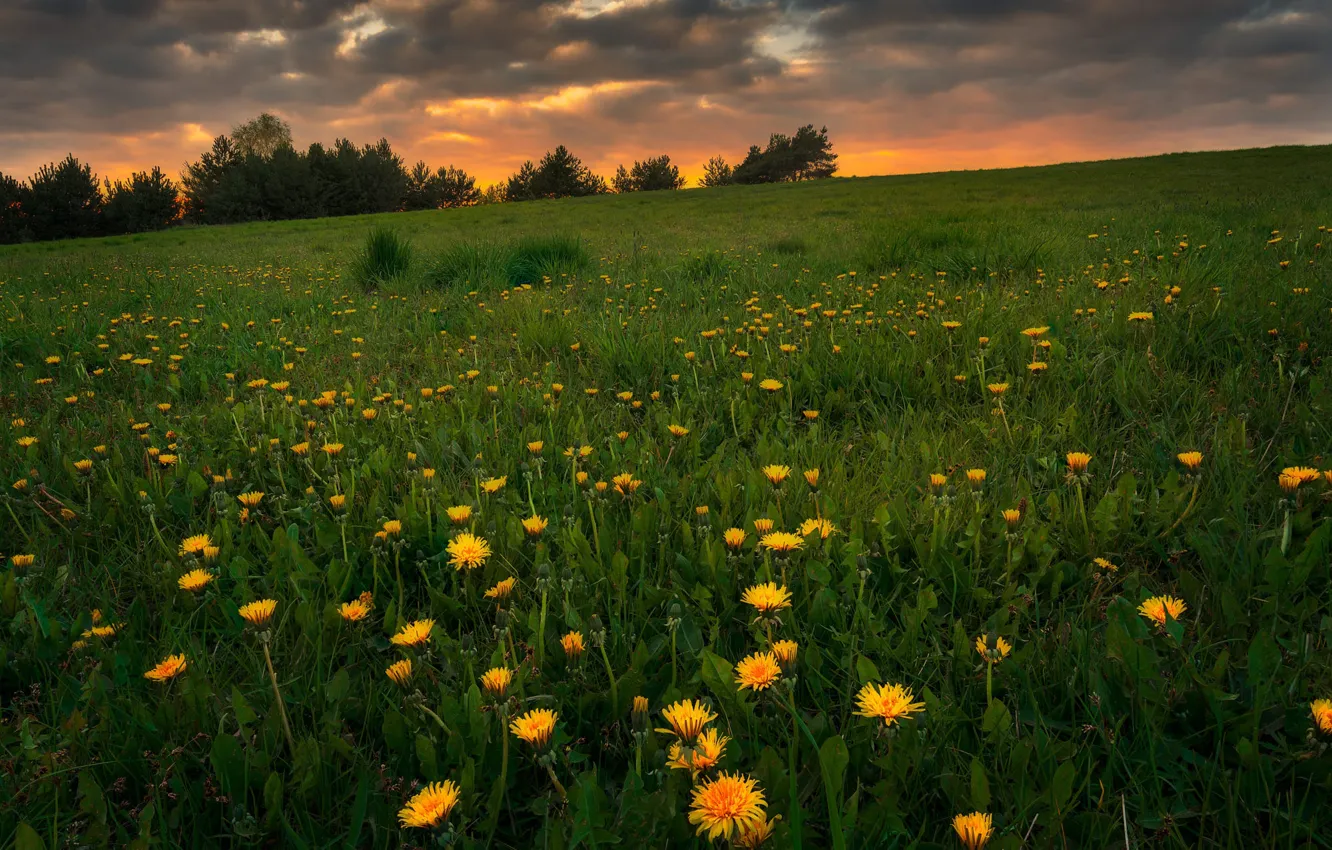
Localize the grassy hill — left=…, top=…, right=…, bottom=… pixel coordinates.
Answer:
left=1, top=144, right=1331, bottom=848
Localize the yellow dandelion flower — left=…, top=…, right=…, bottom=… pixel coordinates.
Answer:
left=854, top=681, right=926, bottom=727
left=753, top=518, right=775, bottom=535
left=735, top=651, right=782, bottom=691
left=485, top=577, right=516, bottom=599
left=803, top=468, right=820, bottom=487
left=238, top=598, right=277, bottom=627
left=562, top=631, right=585, bottom=657
left=761, top=464, right=790, bottom=485
left=759, top=531, right=804, bottom=553
left=177, top=569, right=214, bottom=592
left=386, top=658, right=413, bottom=685
left=668, top=424, right=691, bottom=437
left=659, top=699, right=717, bottom=741
left=687, top=772, right=767, bottom=841
left=798, top=517, right=837, bottom=539
left=1138, top=595, right=1186, bottom=628
left=734, top=815, right=781, bottom=849
left=179, top=533, right=213, bottom=556
left=510, top=708, right=558, bottom=748
left=953, top=811, right=994, bottom=849
left=391, top=619, right=435, bottom=648
left=480, top=476, right=507, bottom=494
left=144, top=654, right=187, bottom=682
left=447, top=532, right=491, bottom=571
left=772, top=640, right=798, bottom=667
left=667, top=726, right=729, bottom=776
left=723, top=528, right=747, bottom=549
left=974, top=635, right=1013, bottom=664
left=1066, top=452, right=1092, bottom=474
left=742, top=582, right=792, bottom=613
left=522, top=515, right=549, bottom=537
left=237, top=491, right=264, bottom=508
left=1311, top=699, right=1332, bottom=735
left=446, top=504, right=473, bottom=524
left=481, top=666, right=514, bottom=697
left=758, top=379, right=783, bottom=392
left=339, top=598, right=373, bottom=622
left=1177, top=451, right=1203, bottom=470
left=398, top=780, right=460, bottom=829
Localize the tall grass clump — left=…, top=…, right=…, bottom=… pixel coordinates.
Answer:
left=351, top=227, right=413, bottom=290
left=504, top=234, right=589, bottom=286
left=424, top=239, right=505, bottom=290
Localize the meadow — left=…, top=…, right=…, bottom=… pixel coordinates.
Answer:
left=2, top=144, right=1332, bottom=849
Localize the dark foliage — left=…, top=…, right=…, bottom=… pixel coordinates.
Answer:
left=732, top=124, right=838, bottom=184
left=23, top=155, right=103, bottom=241
left=612, top=155, right=686, bottom=192
left=103, top=167, right=183, bottom=235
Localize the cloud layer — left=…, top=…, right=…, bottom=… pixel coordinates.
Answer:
left=2, top=0, right=1329, bottom=185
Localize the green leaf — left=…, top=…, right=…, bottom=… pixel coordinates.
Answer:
left=325, top=669, right=350, bottom=704
left=1247, top=632, right=1281, bottom=686
left=14, top=822, right=46, bottom=850
left=699, top=649, right=737, bottom=704
left=817, top=735, right=849, bottom=850
left=263, top=770, right=285, bottom=820
left=854, top=655, right=880, bottom=685
left=1051, top=761, right=1076, bottom=814
left=970, top=757, right=991, bottom=809
left=415, top=734, right=439, bottom=780
left=210, top=733, right=247, bottom=797
left=383, top=711, right=409, bottom=752
left=231, top=687, right=257, bottom=726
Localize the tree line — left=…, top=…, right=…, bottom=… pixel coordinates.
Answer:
left=0, top=114, right=837, bottom=244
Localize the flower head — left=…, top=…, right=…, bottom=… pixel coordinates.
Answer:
left=1138, top=595, right=1186, bottom=628
left=761, top=464, right=790, bottom=485
left=759, top=531, right=804, bottom=553
left=667, top=726, right=729, bottom=777
left=522, top=515, right=549, bottom=537
left=237, top=491, right=264, bottom=508
left=485, top=577, right=516, bottom=600
left=398, top=780, right=460, bottom=829
left=735, top=651, right=782, bottom=691
left=177, top=569, right=214, bottom=592
left=798, top=517, right=837, bottom=540
left=953, top=812, right=994, bottom=850
left=446, top=504, right=472, bottom=524
left=1177, top=451, right=1203, bottom=471
left=854, top=681, right=926, bottom=727
left=179, top=533, right=213, bottom=557
left=1002, top=508, right=1022, bottom=528
left=145, top=654, right=187, bottom=682
left=758, top=379, right=783, bottom=392
left=480, top=476, right=507, bottom=494
left=688, top=772, right=767, bottom=841
left=742, top=582, right=793, bottom=613
left=238, top=598, right=277, bottom=627
left=974, top=635, right=1012, bottom=664
left=481, top=666, right=514, bottom=697
left=1066, top=452, right=1092, bottom=474
left=386, top=658, right=413, bottom=685
left=723, top=528, right=748, bottom=549
left=391, top=619, right=435, bottom=648
left=772, top=640, right=798, bottom=667
left=562, top=631, right=585, bottom=657
left=1311, top=699, right=1332, bottom=735
left=339, top=595, right=374, bottom=622
left=734, top=816, right=782, bottom=849
left=659, top=699, right=717, bottom=742
left=447, top=532, right=491, bottom=571
left=510, top=708, right=558, bottom=748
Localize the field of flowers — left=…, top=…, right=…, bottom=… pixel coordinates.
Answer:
left=2, top=146, right=1332, bottom=848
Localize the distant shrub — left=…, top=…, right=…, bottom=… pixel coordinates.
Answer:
left=352, top=228, right=413, bottom=290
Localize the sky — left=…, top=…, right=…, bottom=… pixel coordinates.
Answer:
left=2, top=0, right=1330, bottom=187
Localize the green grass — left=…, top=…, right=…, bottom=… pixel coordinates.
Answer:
left=2, top=144, right=1332, bottom=849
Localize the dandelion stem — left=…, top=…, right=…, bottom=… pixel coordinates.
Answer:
left=597, top=641, right=618, bottom=715
left=1160, top=479, right=1200, bottom=538
left=544, top=763, right=567, bottom=801
left=262, top=641, right=297, bottom=754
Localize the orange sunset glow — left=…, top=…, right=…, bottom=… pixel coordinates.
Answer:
left=2, top=1, right=1330, bottom=187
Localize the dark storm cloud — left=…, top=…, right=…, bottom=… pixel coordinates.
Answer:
left=0, top=0, right=1327, bottom=181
